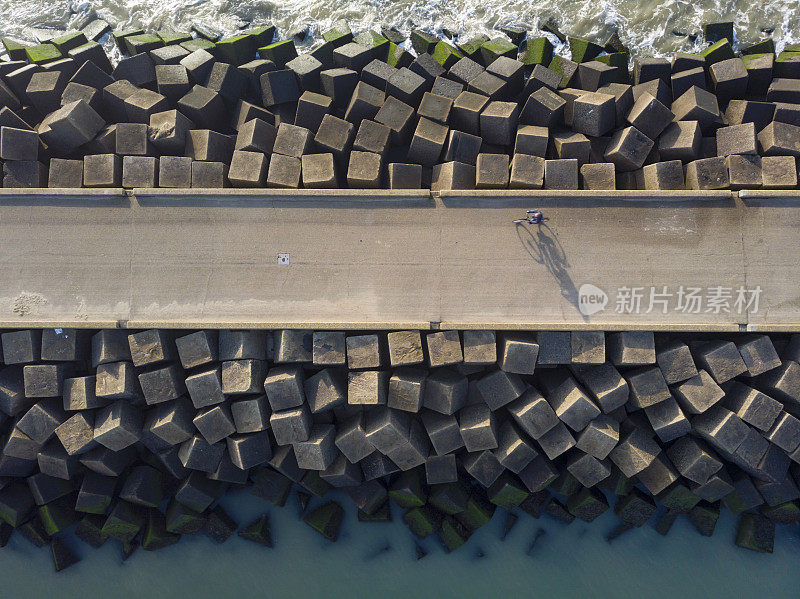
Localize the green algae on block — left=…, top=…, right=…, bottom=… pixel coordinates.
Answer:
left=698, top=38, right=735, bottom=65
left=688, top=501, right=720, bottom=536
left=358, top=501, right=391, bottom=523
left=165, top=499, right=206, bottom=535
left=775, top=52, right=800, bottom=78
left=519, top=36, right=553, bottom=67
left=2, top=37, right=29, bottom=60
left=74, top=515, right=108, bottom=548
left=112, top=28, right=144, bottom=51
left=214, top=34, right=256, bottom=65
left=303, top=501, right=344, bottom=542
left=614, top=488, right=656, bottom=526
left=548, top=54, right=579, bottom=88
left=431, top=40, right=463, bottom=69
left=456, top=495, right=496, bottom=532
left=239, top=514, right=273, bottom=546
left=38, top=498, right=80, bottom=536
left=742, top=39, right=775, bottom=56
left=549, top=472, right=582, bottom=496
left=51, top=31, right=87, bottom=54
left=759, top=501, right=800, bottom=524
left=402, top=505, right=441, bottom=538
left=438, top=516, right=470, bottom=552
left=142, top=510, right=180, bottom=551
left=124, top=33, right=163, bottom=55
left=259, top=39, right=298, bottom=67
left=25, top=43, right=62, bottom=64
left=480, top=38, right=517, bottom=64
left=569, top=37, right=603, bottom=63
left=18, top=518, right=50, bottom=547
left=354, top=30, right=390, bottom=61
left=157, top=30, right=192, bottom=46
left=101, top=501, right=145, bottom=543
left=387, top=43, right=413, bottom=68
left=181, top=38, right=216, bottom=53
left=428, top=482, right=469, bottom=515
left=246, top=25, right=277, bottom=47
left=735, top=513, right=774, bottom=553
left=457, top=34, right=491, bottom=62
left=410, top=30, right=439, bottom=55
left=596, top=52, right=630, bottom=70
left=566, top=487, right=609, bottom=523
left=657, top=483, right=702, bottom=513
left=487, top=473, right=529, bottom=510
left=389, top=470, right=427, bottom=508
left=323, top=20, right=353, bottom=48
left=249, top=467, right=292, bottom=506
left=299, top=470, right=330, bottom=498
left=603, top=31, right=628, bottom=54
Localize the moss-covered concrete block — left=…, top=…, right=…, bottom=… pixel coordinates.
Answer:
left=519, top=37, right=553, bottom=67
left=438, top=516, right=470, bottom=552
left=358, top=501, right=391, bottom=522
left=2, top=37, right=30, bottom=60
left=698, top=39, right=735, bottom=65
left=304, top=501, right=344, bottom=542
left=410, top=30, right=439, bottom=55
left=142, top=509, right=181, bottom=551
left=25, top=43, right=62, bottom=63
left=75, top=514, right=108, bottom=548
left=239, top=513, right=273, bottom=546
left=456, top=494, right=496, bottom=532
left=429, top=482, right=469, bottom=515
left=614, top=488, right=656, bottom=526
left=432, top=41, right=463, bottom=69
left=165, top=499, right=206, bottom=534
left=214, top=34, right=256, bottom=65
left=759, top=501, right=800, bottom=524
left=402, top=505, right=442, bottom=538
left=102, top=501, right=145, bottom=543
left=457, top=34, right=491, bottom=62
left=735, top=513, right=774, bottom=553
left=656, top=483, right=702, bottom=513
left=488, top=473, right=530, bottom=510
left=742, top=39, right=775, bottom=56
left=389, top=470, right=427, bottom=508
left=688, top=501, right=720, bottom=536
left=38, top=496, right=80, bottom=536
left=566, top=487, right=609, bottom=522
left=250, top=467, right=292, bottom=506
left=480, top=38, right=517, bottom=64
left=299, top=470, right=330, bottom=498
left=569, top=37, right=603, bottom=63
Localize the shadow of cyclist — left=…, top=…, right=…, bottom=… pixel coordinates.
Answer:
left=515, top=221, right=587, bottom=321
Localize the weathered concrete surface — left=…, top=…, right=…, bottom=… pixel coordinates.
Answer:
left=0, top=188, right=795, bottom=331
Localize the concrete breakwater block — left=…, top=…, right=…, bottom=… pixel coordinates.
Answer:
left=0, top=21, right=793, bottom=191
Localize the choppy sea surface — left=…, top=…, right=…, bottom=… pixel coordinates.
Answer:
left=1, top=0, right=800, bottom=60
left=1, top=486, right=799, bottom=599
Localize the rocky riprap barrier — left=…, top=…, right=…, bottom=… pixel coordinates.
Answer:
left=0, top=20, right=797, bottom=190
left=0, top=328, right=796, bottom=570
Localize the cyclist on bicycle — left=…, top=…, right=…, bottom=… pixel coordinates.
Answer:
left=526, top=210, right=545, bottom=224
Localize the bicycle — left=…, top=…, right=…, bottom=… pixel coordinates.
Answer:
left=513, top=210, right=548, bottom=225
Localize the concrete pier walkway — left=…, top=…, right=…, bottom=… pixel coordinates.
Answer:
left=0, top=188, right=796, bottom=331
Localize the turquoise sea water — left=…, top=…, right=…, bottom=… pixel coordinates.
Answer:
left=1, top=487, right=797, bottom=599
